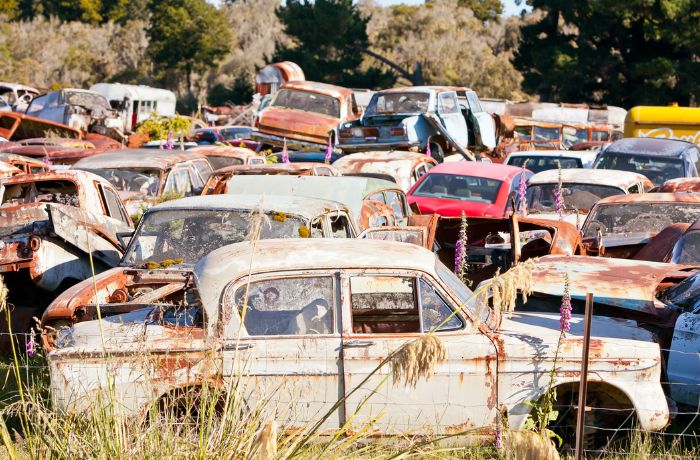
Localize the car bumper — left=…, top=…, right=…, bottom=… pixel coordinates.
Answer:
left=337, top=141, right=421, bottom=152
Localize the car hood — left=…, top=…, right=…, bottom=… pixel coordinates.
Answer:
left=409, top=196, right=502, bottom=218
left=498, top=311, right=661, bottom=364
left=528, top=255, right=695, bottom=318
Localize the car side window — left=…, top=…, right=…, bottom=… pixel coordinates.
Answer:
left=232, top=276, right=334, bottom=336
left=438, top=93, right=460, bottom=115
left=314, top=167, right=333, bottom=176
left=385, top=191, right=406, bottom=219
left=310, top=218, right=324, bottom=237
left=99, top=183, right=129, bottom=224
left=350, top=276, right=420, bottom=333
left=164, top=166, right=193, bottom=196
left=628, top=184, right=641, bottom=194
left=419, top=278, right=463, bottom=332
left=329, top=213, right=351, bottom=238
left=368, top=192, right=386, bottom=205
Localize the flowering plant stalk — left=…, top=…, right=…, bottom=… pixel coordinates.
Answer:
left=517, top=162, right=528, bottom=216
left=554, top=160, right=564, bottom=219
left=454, top=211, right=468, bottom=283
left=281, top=138, right=289, bottom=164
left=324, top=135, right=333, bottom=164
left=164, top=131, right=174, bottom=150
left=425, top=142, right=432, bottom=158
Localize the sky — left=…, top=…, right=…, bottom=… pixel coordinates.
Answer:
left=373, top=0, right=530, bottom=16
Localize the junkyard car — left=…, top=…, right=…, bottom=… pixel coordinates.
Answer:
left=190, top=126, right=257, bottom=150
left=0, top=162, right=23, bottom=178
left=332, top=150, right=437, bottom=192
left=48, top=239, right=669, bottom=441
left=203, top=163, right=341, bottom=195
left=518, top=255, right=700, bottom=407
left=25, top=89, right=125, bottom=139
left=594, top=137, right=700, bottom=186
left=669, top=219, right=700, bottom=264
left=0, top=170, right=133, bottom=348
left=71, top=149, right=213, bottom=216
left=0, top=137, right=117, bottom=167
left=0, top=112, right=82, bottom=142
left=224, top=175, right=411, bottom=229
left=581, top=193, right=700, bottom=259
left=337, top=86, right=475, bottom=161
left=524, top=169, right=652, bottom=225
left=505, top=150, right=598, bottom=172
left=656, top=177, right=700, bottom=193
left=0, top=82, right=39, bottom=112
left=187, top=145, right=265, bottom=170
left=252, top=80, right=359, bottom=150
left=0, top=152, right=51, bottom=174
left=407, top=162, right=530, bottom=218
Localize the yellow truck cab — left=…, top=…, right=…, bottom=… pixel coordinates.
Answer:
left=625, top=104, right=700, bottom=145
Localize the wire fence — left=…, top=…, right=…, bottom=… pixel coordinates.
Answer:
left=0, top=331, right=699, bottom=458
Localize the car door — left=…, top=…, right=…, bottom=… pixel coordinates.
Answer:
left=668, top=306, right=700, bottom=407
left=437, top=92, right=469, bottom=149
left=466, top=92, right=496, bottom=150
left=220, top=272, right=344, bottom=429
left=340, top=270, right=498, bottom=434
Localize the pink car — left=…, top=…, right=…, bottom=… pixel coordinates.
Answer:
left=407, top=162, right=531, bottom=217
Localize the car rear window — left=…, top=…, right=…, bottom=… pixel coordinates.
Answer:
left=272, top=89, right=340, bottom=118
left=507, top=156, right=581, bottom=173
left=412, top=172, right=502, bottom=204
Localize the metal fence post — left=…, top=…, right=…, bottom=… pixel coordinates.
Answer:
left=575, top=293, right=594, bottom=460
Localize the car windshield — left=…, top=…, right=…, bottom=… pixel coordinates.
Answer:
left=594, top=153, right=685, bottom=186
left=582, top=203, right=700, bottom=238
left=527, top=183, right=624, bottom=213
left=65, top=91, right=109, bottom=109
left=412, top=173, right=502, bottom=204
left=85, top=168, right=162, bottom=197
left=272, top=89, right=340, bottom=118
left=365, top=92, right=430, bottom=116
left=534, top=126, right=560, bottom=141
left=508, top=156, right=580, bottom=173
left=671, top=231, right=700, bottom=264
left=435, top=260, right=490, bottom=326
left=220, top=127, right=251, bottom=140
left=122, top=209, right=312, bottom=266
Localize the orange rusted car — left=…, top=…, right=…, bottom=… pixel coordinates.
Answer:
left=252, top=81, right=360, bottom=150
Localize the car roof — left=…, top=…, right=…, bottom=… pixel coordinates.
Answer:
left=195, top=239, right=438, bottom=313
left=528, top=168, right=648, bottom=189
left=224, top=175, right=400, bottom=220
left=1, top=168, right=111, bottom=186
left=603, top=137, right=697, bottom=157
left=72, top=149, right=206, bottom=170
left=280, top=80, right=353, bottom=99
left=595, top=192, right=700, bottom=205
left=144, top=194, right=349, bottom=220
left=506, top=150, right=597, bottom=160
left=426, top=161, right=523, bottom=180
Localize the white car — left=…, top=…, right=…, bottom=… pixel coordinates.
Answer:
left=49, top=239, right=669, bottom=440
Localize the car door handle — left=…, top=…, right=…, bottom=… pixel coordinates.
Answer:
left=344, top=340, right=375, bottom=348
left=223, top=342, right=254, bottom=351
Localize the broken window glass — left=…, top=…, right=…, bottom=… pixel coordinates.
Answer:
left=233, top=276, right=333, bottom=335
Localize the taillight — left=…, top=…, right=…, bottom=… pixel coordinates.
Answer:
left=339, top=128, right=353, bottom=139
left=389, top=127, right=406, bottom=137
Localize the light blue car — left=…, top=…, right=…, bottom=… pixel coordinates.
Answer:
left=337, top=86, right=495, bottom=162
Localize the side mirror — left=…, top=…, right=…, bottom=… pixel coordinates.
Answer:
left=116, top=231, right=134, bottom=251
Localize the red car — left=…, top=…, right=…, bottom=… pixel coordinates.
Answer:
left=407, top=162, right=531, bottom=217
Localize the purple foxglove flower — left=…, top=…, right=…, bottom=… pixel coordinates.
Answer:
left=164, top=131, right=174, bottom=150
left=325, top=135, right=333, bottom=164
left=282, top=138, right=289, bottom=164
left=560, top=273, right=572, bottom=334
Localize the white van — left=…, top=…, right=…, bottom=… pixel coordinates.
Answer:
left=89, top=83, right=176, bottom=132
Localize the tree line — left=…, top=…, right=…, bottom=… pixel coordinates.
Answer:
left=1, top=0, right=699, bottom=111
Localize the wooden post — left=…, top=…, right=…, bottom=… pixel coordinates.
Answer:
left=575, top=293, right=594, bottom=460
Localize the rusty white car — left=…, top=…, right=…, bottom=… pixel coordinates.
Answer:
left=48, top=240, right=668, bottom=441
left=0, top=170, right=133, bottom=349
left=524, top=168, right=652, bottom=226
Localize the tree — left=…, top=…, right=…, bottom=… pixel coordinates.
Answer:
left=363, top=0, right=525, bottom=99
left=515, top=0, right=700, bottom=106
left=273, top=0, right=395, bottom=89
left=148, top=0, right=231, bottom=108
left=456, top=0, right=503, bottom=22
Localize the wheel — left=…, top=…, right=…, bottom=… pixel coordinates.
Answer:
left=428, top=141, right=444, bottom=163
